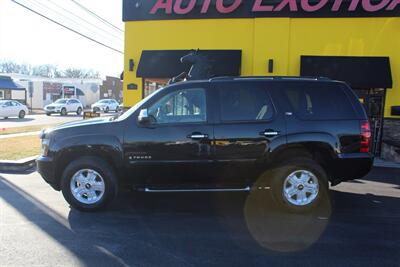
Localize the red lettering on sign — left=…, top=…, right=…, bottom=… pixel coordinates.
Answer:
left=274, top=0, right=298, bottom=11
left=331, top=0, right=344, bottom=11
left=201, top=0, right=212, bottom=13
left=150, top=0, right=173, bottom=14
left=252, top=0, right=273, bottom=11
left=362, top=0, right=391, bottom=11
left=216, top=0, right=242, bottom=14
left=386, top=0, right=400, bottom=10
left=301, top=0, right=329, bottom=11
left=174, top=0, right=196, bottom=14
left=349, top=0, right=361, bottom=11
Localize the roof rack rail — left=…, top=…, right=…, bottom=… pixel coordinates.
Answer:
left=209, top=76, right=331, bottom=82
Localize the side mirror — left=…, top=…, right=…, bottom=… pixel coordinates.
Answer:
left=138, top=109, right=151, bottom=124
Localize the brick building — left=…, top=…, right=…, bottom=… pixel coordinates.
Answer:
left=100, top=76, right=123, bottom=102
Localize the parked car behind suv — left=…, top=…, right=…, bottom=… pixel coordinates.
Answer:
left=0, top=100, right=28, bottom=119
left=91, top=99, right=120, bottom=113
left=37, top=77, right=373, bottom=212
left=44, top=98, right=83, bottom=116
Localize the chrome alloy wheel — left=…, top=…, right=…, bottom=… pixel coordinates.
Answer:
left=70, top=169, right=105, bottom=205
left=283, top=170, right=319, bottom=206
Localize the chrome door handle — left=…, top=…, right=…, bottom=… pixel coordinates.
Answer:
left=188, top=133, right=208, bottom=140
left=262, top=130, right=280, bottom=137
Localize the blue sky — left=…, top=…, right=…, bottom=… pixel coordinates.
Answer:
left=0, top=0, right=124, bottom=77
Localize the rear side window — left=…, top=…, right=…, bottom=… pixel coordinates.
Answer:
left=282, top=82, right=356, bottom=120
left=219, top=86, right=274, bottom=122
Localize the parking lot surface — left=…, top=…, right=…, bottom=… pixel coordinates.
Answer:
left=0, top=113, right=116, bottom=128
left=0, top=168, right=399, bottom=267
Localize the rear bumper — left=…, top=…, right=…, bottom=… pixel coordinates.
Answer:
left=36, top=155, right=60, bottom=191
left=332, top=153, right=374, bottom=182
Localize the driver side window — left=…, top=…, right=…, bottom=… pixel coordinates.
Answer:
left=148, top=88, right=207, bottom=124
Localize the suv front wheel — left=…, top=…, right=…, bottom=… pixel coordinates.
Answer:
left=61, top=157, right=118, bottom=212
left=269, top=158, right=329, bottom=213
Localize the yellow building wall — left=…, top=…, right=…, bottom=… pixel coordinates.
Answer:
left=124, top=17, right=400, bottom=117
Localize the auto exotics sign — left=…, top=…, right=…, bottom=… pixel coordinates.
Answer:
left=123, top=0, right=400, bottom=21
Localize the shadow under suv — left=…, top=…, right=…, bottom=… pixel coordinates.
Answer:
left=37, top=77, right=373, bottom=212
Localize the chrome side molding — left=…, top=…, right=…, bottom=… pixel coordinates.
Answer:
left=143, top=186, right=251, bottom=193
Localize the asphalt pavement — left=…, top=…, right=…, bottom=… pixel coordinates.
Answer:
left=0, top=168, right=399, bottom=267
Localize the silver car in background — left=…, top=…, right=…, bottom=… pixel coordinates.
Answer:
left=91, top=99, right=120, bottom=113
left=0, top=100, right=29, bottom=119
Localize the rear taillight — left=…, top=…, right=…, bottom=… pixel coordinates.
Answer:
left=360, top=121, right=371, bottom=153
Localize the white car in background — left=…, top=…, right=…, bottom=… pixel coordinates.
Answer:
left=0, top=100, right=29, bottom=119
left=91, top=99, right=120, bottom=113
left=44, top=98, right=83, bottom=116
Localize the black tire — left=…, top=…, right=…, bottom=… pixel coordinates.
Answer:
left=77, top=107, right=82, bottom=115
left=46, top=113, right=51, bottom=116
left=61, top=156, right=118, bottom=212
left=105, top=107, right=109, bottom=113
left=19, top=110, right=25, bottom=119
left=61, top=108, right=67, bottom=116
left=268, top=158, right=329, bottom=213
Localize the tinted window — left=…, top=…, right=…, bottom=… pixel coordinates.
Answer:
left=148, top=88, right=207, bottom=124
left=219, top=86, right=274, bottom=122
left=283, top=82, right=356, bottom=120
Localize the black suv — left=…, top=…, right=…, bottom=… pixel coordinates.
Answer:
left=37, top=77, right=373, bottom=212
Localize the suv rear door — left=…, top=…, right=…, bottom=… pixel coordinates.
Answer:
left=211, top=81, right=286, bottom=185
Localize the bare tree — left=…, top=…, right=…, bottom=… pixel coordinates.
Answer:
left=0, top=61, right=100, bottom=79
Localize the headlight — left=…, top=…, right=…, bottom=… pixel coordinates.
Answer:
left=41, top=138, right=50, bottom=156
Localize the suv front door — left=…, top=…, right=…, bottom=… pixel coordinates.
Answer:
left=123, top=85, right=214, bottom=187
left=211, top=81, right=286, bottom=185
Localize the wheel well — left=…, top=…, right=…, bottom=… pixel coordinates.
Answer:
left=54, top=150, right=118, bottom=189
left=270, top=144, right=335, bottom=181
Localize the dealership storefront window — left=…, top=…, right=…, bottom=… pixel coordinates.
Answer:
left=122, top=0, right=400, bottom=161
left=144, top=78, right=169, bottom=98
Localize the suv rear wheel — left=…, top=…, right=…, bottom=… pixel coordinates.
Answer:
left=61, top=157, right=118, bottom=212
left=77, top=107, right=82, bottom=115
left=269, top=158, right=329, bottom=213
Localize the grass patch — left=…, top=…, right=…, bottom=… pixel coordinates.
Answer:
left=0, top=135, right=41, bottom=160
left=0, top=124, right=57, bottom=136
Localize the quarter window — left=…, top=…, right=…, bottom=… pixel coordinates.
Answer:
left=283, top=83, right=356, bottom=120
left=219, top=86, right=274, bottom=122
left=148, top=88, right=207, bottom=124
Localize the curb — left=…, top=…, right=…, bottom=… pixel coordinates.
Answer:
left=0, top=156, right=38, bottom=173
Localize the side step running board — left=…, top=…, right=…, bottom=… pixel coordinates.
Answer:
left=143, top=186, right=251, bottom=193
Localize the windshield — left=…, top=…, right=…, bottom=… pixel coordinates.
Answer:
left=116, top=88, right=163, bottom=121
left=55, top=99, right=67, bottom=104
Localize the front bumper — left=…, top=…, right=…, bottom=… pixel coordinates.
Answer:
left=92, top=106, right=106, bottom=112
left=36, top=155, right=59, bottom=191
left=44, top=108, right=62, bottom=113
